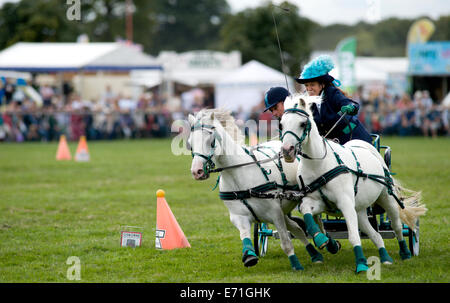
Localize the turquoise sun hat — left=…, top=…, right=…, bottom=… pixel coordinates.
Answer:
left=295, top=55, right=341, bottom=86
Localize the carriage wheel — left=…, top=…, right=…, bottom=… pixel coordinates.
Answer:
left=253, top=222, right=269, bottom=257
left=408, top=219, right=420, bottom=256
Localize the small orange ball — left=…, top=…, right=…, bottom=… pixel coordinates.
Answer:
left=156, top=189, right=165, bottom=198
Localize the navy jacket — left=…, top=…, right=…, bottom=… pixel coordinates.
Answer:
left=311, top=85, right=372, bottom=145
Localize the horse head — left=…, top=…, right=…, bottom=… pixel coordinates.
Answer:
left=280, top=94, right=319, bottom=162
left=187, top=110, right=222, bottom=180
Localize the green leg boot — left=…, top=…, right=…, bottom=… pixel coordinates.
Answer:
left=354, top=245, right=369, bottom=273
left=398, top=239, right=411, bottom=260
left=304, top=214, right=329, bottom=249
left=379, top=247, right=393, bottom=264
left=242, top=238, right=258, bottom=267
left=288, top=254, right=304, bottom=271
left=305, top=243, right=324, bottom=263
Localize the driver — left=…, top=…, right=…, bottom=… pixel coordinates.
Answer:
left=264, top=55, right=372, bottom=145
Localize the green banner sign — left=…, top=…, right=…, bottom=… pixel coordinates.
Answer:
left=336, top=36, right=357, bottom=94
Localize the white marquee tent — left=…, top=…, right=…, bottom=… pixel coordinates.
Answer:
left=215, top=60, right=293, bottom=112
left=0, top=42, right=162, bottom=72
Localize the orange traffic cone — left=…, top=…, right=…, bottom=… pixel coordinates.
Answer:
left=155, top=189, right=191, bottom=250
left=56, top=135, right=72, bottom=160
left=75, top=135, right=90, bottom=162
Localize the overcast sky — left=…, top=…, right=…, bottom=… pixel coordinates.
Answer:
left=0, top=0, right=448, bottom=26
left=228, top=0, right=450, bottom=25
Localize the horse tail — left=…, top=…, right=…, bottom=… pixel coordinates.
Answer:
left=393, top=178, right=427, bottom=230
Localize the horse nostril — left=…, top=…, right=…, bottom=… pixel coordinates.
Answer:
left=289, top=145, right=294, bottom=152
left=197, top=169, right=204, bottom=176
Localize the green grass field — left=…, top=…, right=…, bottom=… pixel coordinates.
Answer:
left=0, top=137, right=449, bottom=283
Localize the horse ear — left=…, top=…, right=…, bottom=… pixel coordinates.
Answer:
left=188, top=114, right=195, bottom=125
left=299, top=98, right=306, bottom=108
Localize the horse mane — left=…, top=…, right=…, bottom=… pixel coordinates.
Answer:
left=198, top=108, right=245, bottom=145
left=284, top=93, right=322, bottom=115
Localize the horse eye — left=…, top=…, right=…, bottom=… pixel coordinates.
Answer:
left=300, top=122, right=306, bottom=128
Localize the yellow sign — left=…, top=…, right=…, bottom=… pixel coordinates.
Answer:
left=407, top=18, right=435, bottom=44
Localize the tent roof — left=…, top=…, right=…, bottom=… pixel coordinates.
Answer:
left=216, top=60, right=292, bottom=86
left=0, top=42, right=162, bottom=72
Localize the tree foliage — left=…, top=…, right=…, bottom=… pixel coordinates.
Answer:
left=219, top=1, right=313, bottom=76
left=0, top=0, right=448, bottom=73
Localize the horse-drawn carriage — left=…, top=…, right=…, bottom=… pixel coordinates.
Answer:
left=253, top=134, right=420, bottom=258
left=188, top=97, right=426, bottom=272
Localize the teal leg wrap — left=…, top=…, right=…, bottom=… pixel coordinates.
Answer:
left=242, top=238, right=258, bottom=267
left=305, top=243, right=324, bottom=263
left=398, top=240, right=411, bottom=260
left=378, top=247, right=393, bottom=264
left=288, top=254, right=304, bottom=271
left=304, top=214, right=329, bottom=249
left=353, top=245, right=368, bottom=273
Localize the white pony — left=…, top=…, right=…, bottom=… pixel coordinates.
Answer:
left=188, top=109, right=323, bottom=271
left=279, top=94, right=427, bottom=273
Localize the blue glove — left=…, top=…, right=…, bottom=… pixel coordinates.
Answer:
left=340, top=104, right=357, bottom=115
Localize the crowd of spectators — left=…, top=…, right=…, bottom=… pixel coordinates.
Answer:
left=0, top=77, right=449, bottom=143
left=354, top=89, right=449, bottom=138
left=0, top=79, right=173, bottom=142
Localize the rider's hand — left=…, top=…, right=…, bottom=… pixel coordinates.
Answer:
left=340, top=104, right=357, bottom=115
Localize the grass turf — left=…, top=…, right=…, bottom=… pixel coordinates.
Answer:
left=0, top=137, right=448, bottom=282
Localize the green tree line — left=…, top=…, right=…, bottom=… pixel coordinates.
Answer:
left=0, top=0, right=448, bottom=76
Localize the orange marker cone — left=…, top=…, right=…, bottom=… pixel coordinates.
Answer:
left=75, top=135, right=90, bottom=162
left=56, top=135, right=72, bottom=160
left=155, top=189, right=191, bottom=250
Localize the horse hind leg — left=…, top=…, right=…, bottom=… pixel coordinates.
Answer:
left=376, top=192, right=412, bottom=260
left=357, top=209, right=393, bottom=264
left=272, top=212, right=304, bottom=271
left=285, top=215, right=323, bottom=264
left=336, top=197, right=368, bottom=273
left=229, top=213, right=259, bottom=267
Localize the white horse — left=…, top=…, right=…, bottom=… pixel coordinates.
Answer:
left=188, top=109, right=323, bottom=271
left=279, top=94, right=427, bottom=273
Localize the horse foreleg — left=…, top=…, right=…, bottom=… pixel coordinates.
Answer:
left=285, top=215, right=323, bottom=264
left=337, top=197, right=368, bottom=273
left=229, top=213, right=258, bottom=267
left=357, top=209, right=393, bottom=264
left=299, top=197, right=328, bottom=249
left=273, top=211, right=304, bottom=270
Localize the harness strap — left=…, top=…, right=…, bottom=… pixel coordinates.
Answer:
left=241, top=199, right=261, bottom=223
left=219, top=182, right=279, bottom=200
left=242, top=146, right=270, bottom=182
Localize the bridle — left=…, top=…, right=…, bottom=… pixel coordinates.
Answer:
left=189, top=121, right=221, bottom=176
left=280, top=107, right=327, bottom=160
left=189, top=120, right=282, bottom=176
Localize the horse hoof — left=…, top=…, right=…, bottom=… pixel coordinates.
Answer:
left=326, top=239, right=341, bottom=254
left=242, top=251, right=259, bottom=267
left=244, top=255, right=258, bottom=267
left=355, top=263, right=369, bottom=274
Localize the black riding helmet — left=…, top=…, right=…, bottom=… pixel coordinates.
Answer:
left=263, top=87, right=290, bottom=112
